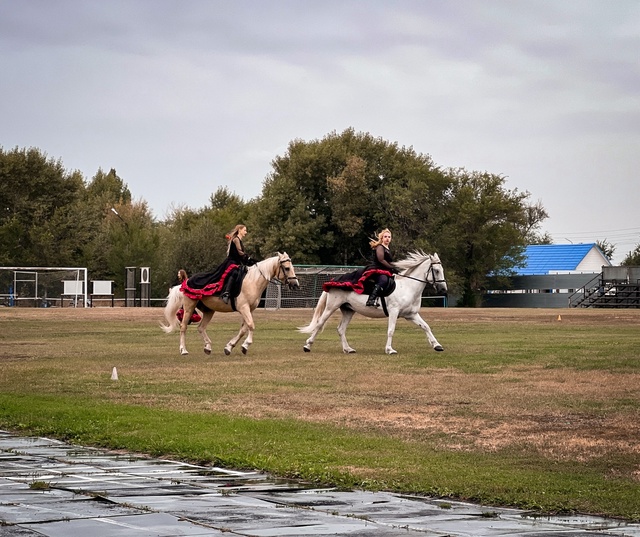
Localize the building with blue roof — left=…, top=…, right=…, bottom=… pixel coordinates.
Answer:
left=514, top=243, right=611, bottom=276
left=483, top=243, right=613, bottom=308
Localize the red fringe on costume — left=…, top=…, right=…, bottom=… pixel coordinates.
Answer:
left=180, top=264, right=239, bottom=300
left=322, top=268, right=393, bottom=294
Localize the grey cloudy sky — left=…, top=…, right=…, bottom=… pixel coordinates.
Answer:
left=1, top=0, right=639, bottom=263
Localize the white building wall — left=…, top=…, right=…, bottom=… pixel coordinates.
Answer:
left=576, top=247, right=611, bottom=272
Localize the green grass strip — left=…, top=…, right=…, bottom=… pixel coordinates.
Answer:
left=1, top=393, right=638, bottom=521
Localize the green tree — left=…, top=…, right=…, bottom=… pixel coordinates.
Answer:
left=85, top=168, right=132, bottom=207
left=252, top=128, right=448, bottom=265
left=622, top=244, right=640, bottom=266
left=523, top=201, right=551, bottom=244
left=0, top=146, right=86, bottom=266
left=102, top=200, right=161, bottom=297
left=156, top=187, right=252, bottom=292
left=596, top=239, right=616, bottom=261
left=438, top=170, right=545, bottom=307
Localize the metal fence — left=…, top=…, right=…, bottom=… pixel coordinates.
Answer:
left=264, top=265, right=448, bottom=309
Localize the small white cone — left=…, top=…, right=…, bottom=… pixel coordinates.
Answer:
left=111, top=367, right=119, bottom=381
left=557, top=314, right=562, bottom=321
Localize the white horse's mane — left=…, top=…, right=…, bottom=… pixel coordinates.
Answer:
left=393, top=250, right=438, bottom=273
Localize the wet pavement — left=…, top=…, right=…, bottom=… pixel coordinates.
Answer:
left=1, top=430, right=638, bottom=536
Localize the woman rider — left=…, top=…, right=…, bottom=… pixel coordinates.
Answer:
left=181, top=224, right=256, bottom=304
left=365, top=228, right=398, bottom=307
left=220, top=224, right=256, bottom=303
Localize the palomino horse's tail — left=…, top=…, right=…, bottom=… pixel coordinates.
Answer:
left=298, top=291, right=328, bottom=334
left=160, top=286, right=183, bottom=334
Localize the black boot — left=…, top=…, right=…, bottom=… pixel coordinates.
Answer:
left=221, top=271, right=236, bottom=304
left=366, top=285, right=382, bottom=307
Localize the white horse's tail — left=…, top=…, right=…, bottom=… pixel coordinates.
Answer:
left=298, top=291, right=328, bottom=334
left=160, top=286, right=182, bottom=333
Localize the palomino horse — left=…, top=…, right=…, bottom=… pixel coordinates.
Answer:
left=299, top=251, right=447, bottom=354
left=162, top=252, right=299, bottom=356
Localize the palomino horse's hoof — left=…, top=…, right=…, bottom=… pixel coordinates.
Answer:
left=434, top=345, right=444, bottom=352
left=241, top=346, right=248, bottom=355
left=180, top=349, right=189, bottom=356
left=303, top=345, right=311, bottom=353
left=386, top=349, right=398, bottom=355
left=343, top=349, right=356, bottom=354
left=204, top=348, right=211, bottom=355
left=224, top=347, right=231, bottom=356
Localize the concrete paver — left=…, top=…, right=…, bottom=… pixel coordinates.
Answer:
left=0, top=430, right=638, bottom=537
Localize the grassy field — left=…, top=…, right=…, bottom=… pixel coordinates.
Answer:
left=0, top=306, right=638, bottom=520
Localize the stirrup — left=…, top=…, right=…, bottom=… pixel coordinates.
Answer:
left=366, top=296, right=378, bottom=307
left=221, top=292, right=230, bottom=304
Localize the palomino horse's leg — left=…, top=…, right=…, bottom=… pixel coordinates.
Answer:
left=224, top=306, right=255, bottom=355
left=179, top=302, right=198, bottom=356
left=336, top=307, right=357, bottom=354
left=404, top=312, right=444, bottom=352
left=384, top=310, right=400, bottom=355
left=303, top=301, right=340, bottom=352
left=197, top=310, right=214, bottom=355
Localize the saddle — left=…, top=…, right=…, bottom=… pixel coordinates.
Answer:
left=181, top=265, right=247, bottom=301
left=323, top=268, right=396, bottom=297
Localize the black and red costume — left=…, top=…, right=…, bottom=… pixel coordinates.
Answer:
left=322, top=244, right=397, bottom=303
left=180, top=238, right=255, bottom=301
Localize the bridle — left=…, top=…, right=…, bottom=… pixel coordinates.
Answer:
left=276, top=256, right=299, bottom=287
left=256, top=255, right=299, bottom=287
left=397, top=260, right=446, bottom=289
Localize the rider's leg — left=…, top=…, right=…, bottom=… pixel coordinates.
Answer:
left=366, top=274, right=386, bottom=307
left=221, top=269, right=238, bottom=304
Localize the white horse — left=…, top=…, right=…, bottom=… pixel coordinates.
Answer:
left=161, top=252, right=299, bottom=356
left=299, top=251, right=447, bottom=355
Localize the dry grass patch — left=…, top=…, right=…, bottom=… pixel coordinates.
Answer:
left=1, top=306, right=639, bottom=471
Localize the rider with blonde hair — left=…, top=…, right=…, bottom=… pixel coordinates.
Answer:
left=364, top=228, right=398, bottom=307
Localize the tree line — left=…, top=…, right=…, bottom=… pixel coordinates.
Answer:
left=2, top=130, right=637, bottom=306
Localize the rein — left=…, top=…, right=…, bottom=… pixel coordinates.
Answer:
left=396, top=261, right=446, bottom=287
left=256, top=256, right=297, bottom=286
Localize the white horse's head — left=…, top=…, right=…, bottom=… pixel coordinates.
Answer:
left=427, top=253, right=448, bottom=295
left=395, top=250, right=448, bottom=296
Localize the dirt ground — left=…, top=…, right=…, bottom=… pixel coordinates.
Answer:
left=9, top=304, right=639, bottom=325
left=2, top=306, right=640, bottom=474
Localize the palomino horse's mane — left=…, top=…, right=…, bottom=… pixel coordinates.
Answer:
left=393, top=250, right=438, bottom=273
left=247, top=252, right=288, bottom=281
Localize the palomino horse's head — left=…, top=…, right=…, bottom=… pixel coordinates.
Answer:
left=276, top=252, right=300, bottom=290
left=426, top=253, right=448, bottom=296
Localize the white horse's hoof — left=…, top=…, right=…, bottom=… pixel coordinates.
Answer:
left=303, top=345, right=311, bottom=353
left=241, top=346, right=248, bottom=355
left=224, top=347, right=231, bottom=356
left=343, top=349, right=356, bottom=354
left=434, top=345, right=444, bottom=352
left=386, top=349, right=398, bottom=355
left=180, top=349, right=189, bottom=356
left=204, top=347, right=211, bottom=355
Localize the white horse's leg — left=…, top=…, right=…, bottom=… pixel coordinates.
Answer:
left=336, top=307, right=357, bottom=354
left=303, top=300, right=340, bottom=352
left=385, top=310, right=400, bottom=355
left=405, top=312, right=444, bottom=352
left=197, top=310, right=214, bottom=355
